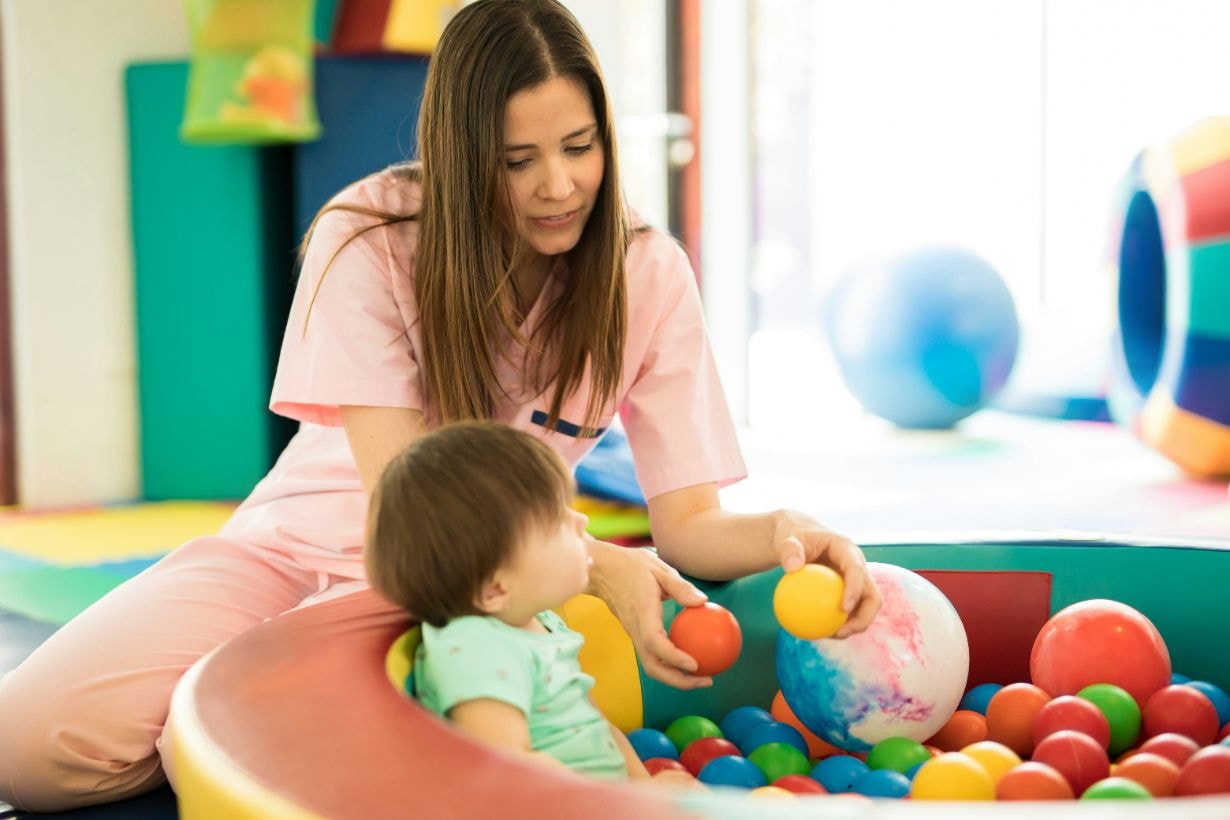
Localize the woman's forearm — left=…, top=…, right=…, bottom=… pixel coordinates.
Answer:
left=650, top=507, right=783, bottom=581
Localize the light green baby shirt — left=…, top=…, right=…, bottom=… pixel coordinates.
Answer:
left=414, top=610, right=628, bottom=781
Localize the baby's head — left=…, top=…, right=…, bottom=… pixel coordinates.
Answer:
left=366, top=421, right=591, bottom=627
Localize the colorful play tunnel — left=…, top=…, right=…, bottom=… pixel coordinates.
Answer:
left=170, top=538, right=1230, bottom=818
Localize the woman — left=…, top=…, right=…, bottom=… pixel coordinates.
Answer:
left=0, top=0, right=879, bottom=811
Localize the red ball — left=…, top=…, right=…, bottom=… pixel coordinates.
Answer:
left=1136, top=732, right=1201, bottom=768
left=1031, top=729, right=1109, bottom=796
left=644, top=757, right=687, bottom=775
left=1030, top=600, right=1170, bottom=707
left=1142, top=685, right=1220, bottom=746
left=1032, top=695, right=1110, bottom=750
left=669, top=603, right=742, bottom=676
left=1114, top=751, right=1181, bottom=797
left=1220, top=722, right=1230, bottom=742
left=679, top=736, right=741, bottom=775
left=1175, top=746, right=1230, bottom=796
left=772, top=774, right=827, bottom=794
left=996, top=761, right=1075, bottom=800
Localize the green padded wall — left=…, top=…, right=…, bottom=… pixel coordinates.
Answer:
left=127, top=61, right=296, bottom=500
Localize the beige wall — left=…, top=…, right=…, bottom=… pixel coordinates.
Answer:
left=1, top=0, right=189, bottom=506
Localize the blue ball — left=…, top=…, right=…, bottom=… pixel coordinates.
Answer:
left=826, top=246, right=1019, bottom=428
left=1186, top=681, right=1230, bottom=728
left=811, top=755, right=870, bottom=793
left=697, top=755, right=768, bottom=789
left=626, top=728, right=677, bottom=762
left=740, top=721, right=808, bottom=757
left=959, top=683, right=1003, bottom=716
left=853, top=768, right=911, bottom=798
left=905, top=760, right=926, bottom=780
left=718, top=706, right=775, bottom=752
left=1171, top=672, right=1191, bottom=684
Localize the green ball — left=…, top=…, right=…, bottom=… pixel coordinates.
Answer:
left=1080, top=777, right=1152, bottom=800
left=867, top=736, right=932, bottom=773
left=664, top=715, right=722, bottom=753
left=1077, top=683, right=1141, bottom=756
left=747, top=742, right=811, bottom=782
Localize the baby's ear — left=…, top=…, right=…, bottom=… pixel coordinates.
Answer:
left=475, top=574, right=510, bottom=615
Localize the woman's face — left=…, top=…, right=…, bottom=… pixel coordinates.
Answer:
left=502, top=75, right=605, bottom=260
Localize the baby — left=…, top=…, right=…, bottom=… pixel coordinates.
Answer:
left=366, top=421, right=671, bottom=782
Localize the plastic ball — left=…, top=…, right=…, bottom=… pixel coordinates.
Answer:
left=718, top=706, right=775, bottom=752
left=825, top=245, right=1019, bottom=429
left=811, top=755, right=869, bottom=793
left=1031, top=729, right=1110, bottom=796
left=1136, top=732, right=1201, bottom=767
left=1142, top=684, right=1220, bottom=746
left=1171, top=672, right=1191, bottom=684
left=770, top=690, right=840, bottom=759
left=627, top=728, right=678, bottom=761
left=741, top=721, right=808, bottom=758
left=1176, top=745, right=1230, bottom=796
left=1076, top=683, right=1141, bottom=755
left=853, top=768, right=911, bottom=798
left=773, top=565, right=847, bottom=640
left=960, top=740, right=1020, bottom=786
left=1114, top=751, right=1181, bottom=797
left=1222, top=726, right=1230, bottom=745
left=697, top=755, right=767, bottom=789
left=997, top=761, right=1075, bottom=800
left=663, top=715, right=722, bottom=754
left=772, top=774, right=827, bottom=794
left=959, top=683, right=1002, bottom=715
left=1080, top=776, right=1152, bottom=800
left=669, top=603, right=742, bottom=677
left=985, top=683, right=1051, bottom=757
left=679, top=737, right=741, bottom=776
left=1033, top=695, right=1110, bottom=750
left=643, top=757, right=687, bottom=776
left=910, top=752, right=996, bottom=801
left=1186, top=681, right=1230, bottom=728
left=927, top=709, right=988, bottom=752
left=747, top=742, right=811, bottom=782
left=1030, top=599, right=1171, bottom=707
left=777, top=563, right=969, bottom=751
left=867, top=737, right=932, bottom=774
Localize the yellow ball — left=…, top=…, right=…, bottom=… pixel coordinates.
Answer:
left=960, top=740, right=1021, bottom=786
left=910, top=752, right=996, bottom=801
left=749, top=786, right=795, bottom=799
left=773, top=565, right=847, bottom=640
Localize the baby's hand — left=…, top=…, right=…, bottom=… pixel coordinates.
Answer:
left=648, top=769, right=706, bottom=790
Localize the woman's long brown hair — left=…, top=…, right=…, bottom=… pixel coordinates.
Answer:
left=302, top=0, right=628, bottom=434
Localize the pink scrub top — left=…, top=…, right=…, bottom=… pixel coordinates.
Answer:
left=220, top=167, right=746, bottom=579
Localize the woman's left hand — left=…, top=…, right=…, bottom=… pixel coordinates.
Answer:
left=772, top=510, right=881, bottom=638
left=586, top=539, right=714, bottom=691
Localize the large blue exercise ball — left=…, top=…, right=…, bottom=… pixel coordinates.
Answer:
left=825, top=246, right=1019, bottom=428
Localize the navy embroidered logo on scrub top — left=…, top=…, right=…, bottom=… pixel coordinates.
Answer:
left=531, top=410, right=607, bottom=439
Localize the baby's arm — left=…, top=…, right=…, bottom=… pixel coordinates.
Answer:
left=610, top=723, right=649, bottom=780
left=448, top=698, right=533, bottom=753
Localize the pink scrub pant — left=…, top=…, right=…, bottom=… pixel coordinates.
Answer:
left=0, top=536, right=370, bottom=812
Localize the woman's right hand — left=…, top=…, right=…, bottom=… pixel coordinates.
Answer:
left=586, top=539, right=714, bottom=690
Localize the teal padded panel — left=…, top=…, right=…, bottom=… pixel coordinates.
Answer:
left=127, top=62, right=296, bottom=500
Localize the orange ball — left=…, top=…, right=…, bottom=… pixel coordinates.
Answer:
left=986, top=683, right=1051, bottom=757
left=926, top=710, right=988, bottom=752
left=997, top=761, right=1075, bottom=800
left=668, top=603, right=742, bottom=676
left=1115, top=751, right=1181, bottom=797
left=771, top=690, right=840, bottom=759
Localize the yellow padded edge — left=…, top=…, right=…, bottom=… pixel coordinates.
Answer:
left=1166, top=116, right=1230, bottom=179
left=557, top=594, right=643, bottom=733
left=385, top=626, right=421, bottom=694
left=382, top=0, right=456, bottom=54
left=170, top=657, right=324, bottom=820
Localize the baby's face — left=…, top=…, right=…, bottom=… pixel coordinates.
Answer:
left=505, top=506, right=592, bottom=614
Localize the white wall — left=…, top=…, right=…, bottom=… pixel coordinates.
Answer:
left=1, top=0, right=189, bottom=506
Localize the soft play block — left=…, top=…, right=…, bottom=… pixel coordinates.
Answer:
left=331, top=0, right=393, bottom=54
left=127, top=62, right=297, bottom=500
left=292, top=56, right=428, bottom=232
left=383, top=0, right=457, bottom=54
